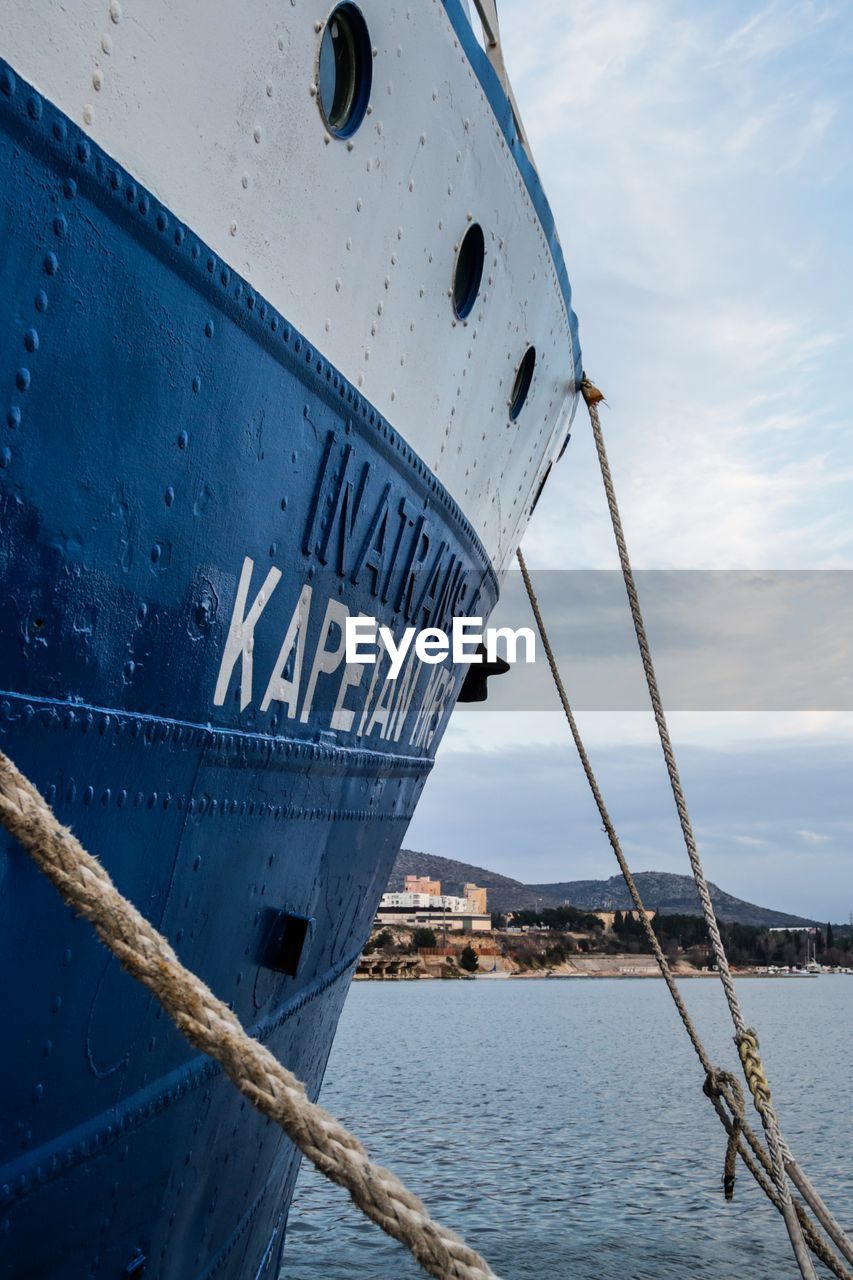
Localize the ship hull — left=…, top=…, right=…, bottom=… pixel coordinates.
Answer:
left=0, top=62, right=497, bottom=1278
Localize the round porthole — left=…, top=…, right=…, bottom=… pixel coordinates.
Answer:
left=509, top=345, right=536, bottom=420
left=318, top=4, right=372, bottom=139
left=452, top=223, right=485, bottom=320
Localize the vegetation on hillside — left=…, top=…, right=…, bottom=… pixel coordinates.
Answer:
left=511, top=905, right=605, bottom=933
left=646, top=913, right=853, bottom=968
left=359, top=909, right=852, bottom=975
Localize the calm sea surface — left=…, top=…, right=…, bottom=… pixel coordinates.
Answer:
left=282, top=977, right=851, bottom=1280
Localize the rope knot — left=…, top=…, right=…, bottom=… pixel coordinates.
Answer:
left=704, top=1068, right=745, bottom=1201
left=737, top=1029, right=772, bottom=1114
left=580, top=374, right=606, bottom=408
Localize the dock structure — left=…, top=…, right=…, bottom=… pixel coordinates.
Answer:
left=355, top=955, right=423, bottom=981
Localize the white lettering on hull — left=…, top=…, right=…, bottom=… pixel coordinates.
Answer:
left=213, top=557, right=282, bottom=711
left=211, top=555, right=529, bottom=747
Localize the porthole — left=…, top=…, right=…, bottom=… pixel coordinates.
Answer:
left=317, top=4, right=372, bottom=139
left=452, top=223, right=485, bottom=320
left=509, top=345, right=536, bottom=420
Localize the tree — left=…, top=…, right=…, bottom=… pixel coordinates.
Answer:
left=827, top=922, right=834, bottom=950
left=374, top=930, right=394, bottom=951
left=412, top=927, right=437, bottom=949
left=459, top=945, right=479, bottom=973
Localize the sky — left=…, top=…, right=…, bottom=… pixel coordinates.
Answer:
left=406, top=0, right=853, bottom=921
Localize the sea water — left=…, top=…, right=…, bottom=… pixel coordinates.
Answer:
left=282, top=976, right=851, bottom=1279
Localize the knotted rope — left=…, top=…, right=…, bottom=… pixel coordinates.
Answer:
left=518, top=375, right=853, bottom=1279
left=703, top=1069, right=745, bottom=1201
left=578, top=378, right=813, bottom=1273
left=702, top=1071, right=851, bottom=1279
left=738, top=1028, right=773, bottom=1112
left=0, top=751, right=497, bottom=1280
left=517, top=546, right=851, bottom=1278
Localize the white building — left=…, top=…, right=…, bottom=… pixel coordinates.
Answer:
left=376, top=891, right=491, bottom=934
left=379, top=891, right=475, bottom=914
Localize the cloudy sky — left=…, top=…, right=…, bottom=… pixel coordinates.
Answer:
left=407, top=0, right=853, bottom=921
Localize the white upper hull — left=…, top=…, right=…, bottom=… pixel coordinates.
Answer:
left=2, top=0, right=580, bottom=569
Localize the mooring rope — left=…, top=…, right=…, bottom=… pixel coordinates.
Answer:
left=8, top=761, right=848, bottom=1280
left=517, top=376, right=853, bottom=1279
left=0, top=751, right=497, bottom=1280
left=517, top=545, right=850, bottom=1280
left=582, top=384, right=796, bottom=1180
left=582, top=379, right=851, bottom=1275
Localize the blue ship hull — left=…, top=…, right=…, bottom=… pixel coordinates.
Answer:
left=0, top=62, right=496, bottom=1278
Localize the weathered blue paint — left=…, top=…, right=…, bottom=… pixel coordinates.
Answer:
left=0, top=61, right=497, bottom=1279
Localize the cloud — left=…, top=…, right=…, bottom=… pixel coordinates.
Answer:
left=442, top=708, right=853, bottom=754
left=479, top=569, right=853, bottom=713
left=492, top=0, right=853, bottom=572
left=407, top=734, right=853, bottom=919
left=720, top=1, right=839, bottom=66
left=797, top=828, right=831, bottom=844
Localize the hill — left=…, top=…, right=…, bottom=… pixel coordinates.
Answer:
left=390, top=851, right=817, bottom=927
left=530, top=872, right=817, bottom=928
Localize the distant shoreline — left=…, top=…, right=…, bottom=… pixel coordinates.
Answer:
left=360, top=918, right=851, bottom=982
left=353, top=967, right=849, bottom=983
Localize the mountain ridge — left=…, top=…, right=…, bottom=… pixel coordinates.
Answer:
left=390, top=849, right=818, bottom=927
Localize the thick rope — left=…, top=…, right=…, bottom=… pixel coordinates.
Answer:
left=0, top=752, right=497, bottom=1280
left=517, top=412, right=852, bottom=1280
